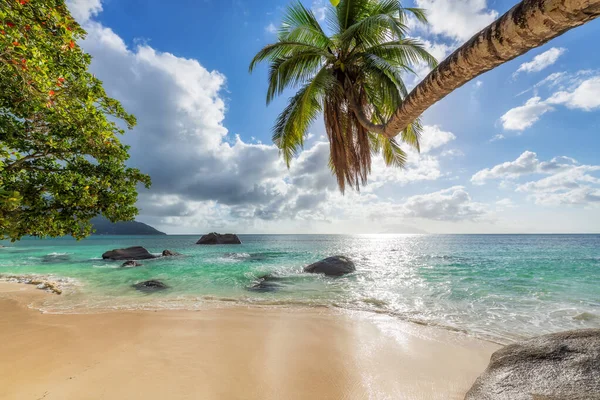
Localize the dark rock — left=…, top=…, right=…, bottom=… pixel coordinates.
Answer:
left=196, top=232, right=241, bottom=245
left=247, top=274, right=283, bottom=293
left=303, top=256, right=356, bottom=276
left=161, top=249, right=181, bottom=257
left=121, top=260, right=142, bottom=268
left=102, top=246, right=156, bottom=261
left=132, top=280, right=169, bottom=293
left=465, top=329, right=600, bottom=400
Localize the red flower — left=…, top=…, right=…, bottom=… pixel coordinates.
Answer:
left=58, top=77, right=65, bottom=82
left=66, top=26, right=72, bottom=31
left=7, top=22, right=15, bottom=27
left=25, top=25, right=31, bottom=31
left=69, top=40, right=75, bottom=49
left=12, top=41, right=19, bottom=46
left=21, top=58, right=26, bottom=64
left=49, top=90, right=55, bottom=96
left=1, top=31, right=5, bottom=35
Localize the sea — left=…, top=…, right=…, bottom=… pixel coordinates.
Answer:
left=1, top=234, right=599, bottom=344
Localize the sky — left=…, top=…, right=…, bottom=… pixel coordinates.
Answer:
left=64, top=0, right=600, bottom=234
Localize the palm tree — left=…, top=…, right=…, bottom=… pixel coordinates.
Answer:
left=250, top=0, right=437, bottom=192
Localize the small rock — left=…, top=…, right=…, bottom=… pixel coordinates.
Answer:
left=303, top=256, right=356, bottom=277
left=161, top=250, right=181, bottom=257
left=121, top=260, right=142, bottom=268
left=196, top=233, right=242, bottom=245
left=132, top=280, right=169, bottom=293
left=247, top=274, right=283, bottom=293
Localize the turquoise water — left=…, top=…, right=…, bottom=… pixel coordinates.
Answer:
left=1, top=234, right=599, bottom=343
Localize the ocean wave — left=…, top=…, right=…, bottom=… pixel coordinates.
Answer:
left=41, top=253, right=72, bottom=263
left=0, top=273, right=81, bottom=295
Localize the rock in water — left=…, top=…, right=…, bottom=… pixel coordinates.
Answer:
left=303, top=256, right=356, bottom=276
left=247, top=274, right=283, bottom=293
left=102, top=246, right=156, bottom=260
left=121, top=260, right=142, bottom=268
left=132, top=280, right=169, bottom=292
left=196, top=233, right=241, bottom=245
left=465, top=329, right=600, bottom=400
left=161, top=249, right=181, bottom=257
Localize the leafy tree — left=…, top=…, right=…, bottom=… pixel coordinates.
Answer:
left=0, top=0, right=150, bottom=241
left=250, top=0, right=437, bottom=192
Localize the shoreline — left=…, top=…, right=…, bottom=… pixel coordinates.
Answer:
left=0, top=282, right=499, bottom=399
left=0, top=274, right=507, bottom=345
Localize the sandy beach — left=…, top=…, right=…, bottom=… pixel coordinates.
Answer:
left=0, top=282, right=499, bottom=400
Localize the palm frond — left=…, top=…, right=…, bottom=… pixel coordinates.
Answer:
left=273, top=67, right=336, bottom=167
left=401, top=118, right=422, bottom=152
left=280, top=1, right=333, bottom=48
left=266, top=52, right=326, bottom=104
left=403, top=7, right=428, bottom=24
left=358, top=38, right=438, bottom=69
left=369, top=133, right=407, bottom=168
left=249, top=41, right=333, bottom=73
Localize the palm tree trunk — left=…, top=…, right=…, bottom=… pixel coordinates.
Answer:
left=376, top=0, right=600, bottom=139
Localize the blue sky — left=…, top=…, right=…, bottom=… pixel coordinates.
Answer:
left=66, top=0, right=600, bottom=234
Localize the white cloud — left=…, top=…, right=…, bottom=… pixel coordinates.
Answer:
left=489, top=134, right=505, bottom=142
left=516, top=165, right=600, bottom=194
left=472, top=151, right=541, bottom=184
left=471, top=151, right=580, bottom=184
left=547, top=76, right=600, bottom=111
left=265, top=22, right=277, bottom=35
left=419, top=125, right=456, bottom=153
left=500, top=97, right=554, bottom=131
left=401, top=186, right=488, bottom=221
left=312, top=0, right=328, bottom=21
left=265, top=23, right=277, bottom=34
left=66, top=0, right=102, bottom=23
left=513, top=47, right=566, bottom=77
left=414, top=0, right=498, bottom=42
left=495, top=198, right=515, bottom=208
left=502, top=74, right=600, bottom=131
left=472, top=152, right=600, bottom=207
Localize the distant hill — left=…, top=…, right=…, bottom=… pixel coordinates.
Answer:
left=91, top=217, right=166, bottom=236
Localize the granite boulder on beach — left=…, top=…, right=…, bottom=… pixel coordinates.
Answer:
left=465, top=329, right=600, bottom=400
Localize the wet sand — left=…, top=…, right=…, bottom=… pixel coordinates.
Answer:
left=0, top=283, right=499, bottom=400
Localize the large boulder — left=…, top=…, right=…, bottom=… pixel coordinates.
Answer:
left=102, top=246, right=156, bottom=260
left=303, top=256, right=356, bottom=277
left=132, top=280, right=169, bottom=292
left=196, top=233, right=241, bottom=245
left=465, top=329, right=600, bottom=400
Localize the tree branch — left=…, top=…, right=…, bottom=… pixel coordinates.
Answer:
left=380, top=0, right=600, bottom=138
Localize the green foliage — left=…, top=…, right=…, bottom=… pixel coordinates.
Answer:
left=0, top=0, right=150, bottom=241
left=250, top=0, right=436, bottom=192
